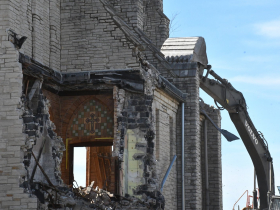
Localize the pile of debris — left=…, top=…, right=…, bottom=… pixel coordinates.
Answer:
left=33, top=181, right=164, bottom=210
left=75, top=181, right=164, bottom=210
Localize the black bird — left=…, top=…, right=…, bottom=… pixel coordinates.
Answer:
left=7, top=29, right=27, bottom=49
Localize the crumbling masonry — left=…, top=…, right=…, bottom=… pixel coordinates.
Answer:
left=0, top=0, right=222, bottom=209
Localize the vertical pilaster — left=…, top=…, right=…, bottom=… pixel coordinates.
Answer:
left=174, top=65, right=202, bottom=210
left=49, top=0, right=61, bottom=70
left=200, top=105, right=223, bottom=210
left=206, top=107, right=223, bottom=209
left=31, top=0, right=50, bottom=66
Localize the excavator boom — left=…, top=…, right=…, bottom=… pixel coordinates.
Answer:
left=199, top=68, right=274, bottom=209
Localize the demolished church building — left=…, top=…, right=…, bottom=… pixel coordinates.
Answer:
left=0, top=0, right=222, bottom=209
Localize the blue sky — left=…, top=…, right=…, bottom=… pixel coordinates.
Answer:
left=163, top=0, right=280, bottom=209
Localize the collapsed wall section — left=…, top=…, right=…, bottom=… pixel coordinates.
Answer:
left=22, top=80, right=65, bottom=187
left=17, top=48, right=174, bottom=209
left=111, top=63, right=177, bottom=209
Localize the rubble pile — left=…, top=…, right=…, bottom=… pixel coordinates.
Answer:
left=30, top=181, right=164, bottom=210
left=75, top=181, right=164, bottom=210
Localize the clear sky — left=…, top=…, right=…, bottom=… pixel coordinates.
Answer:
left=163, top=0, right=280, bottom=209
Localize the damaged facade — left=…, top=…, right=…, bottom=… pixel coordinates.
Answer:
left=0, top=0, right=222, bottom=209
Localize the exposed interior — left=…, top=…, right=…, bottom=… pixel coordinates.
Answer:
left=72, top=145, right=113, bottom=190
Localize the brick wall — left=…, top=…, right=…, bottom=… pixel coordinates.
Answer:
left=0, top=4, right=61, bottom=204
left=0, top=1, right=38, bottom=209
left=49, top=0, right=61, bottom=70
left=108, top=0, right=145, bottom=30
left=172, top=64, right=202, bottom=210
left=107, top=0, right=169, bottom=51
left=115, top=90, right=157, bottom=197
left=143, top=0, right=169, bottom=50
left=60, top=0, right=140, bottom=72
left=8, top=0, right=61, bottom=70
left=30, top=0, right=51, bottom=66
left=153, top=89, right=179, bottom=210
left=200, top=105, right=223, bottom=209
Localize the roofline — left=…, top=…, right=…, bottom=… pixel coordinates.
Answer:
left=19, top=53, right=187, bottom=102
